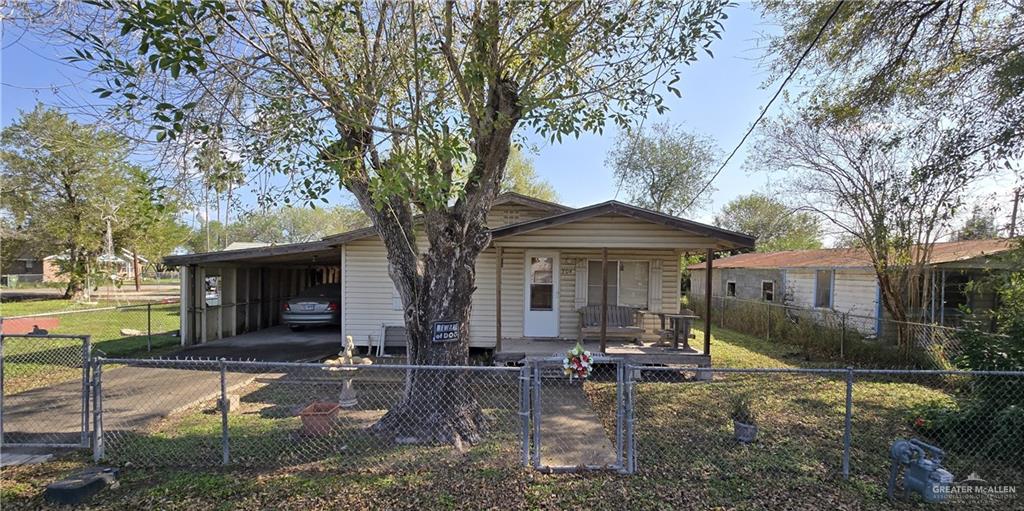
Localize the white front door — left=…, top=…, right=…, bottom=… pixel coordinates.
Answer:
left=524, top=251, right=559, bottom=337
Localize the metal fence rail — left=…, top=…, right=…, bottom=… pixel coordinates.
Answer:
left=628, top=365, right=1024, bottom=497
left=93, top=358, right=525, bottom=468
left=0, top=334, right=91, bottom=448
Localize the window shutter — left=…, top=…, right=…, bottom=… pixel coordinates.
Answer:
left=574, top=258, right=588, bottom=309
left=648, top=259, right=663, bottom=312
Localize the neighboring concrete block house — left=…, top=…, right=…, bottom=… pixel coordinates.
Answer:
left=165, top=193, right=754, bottom=358
left=688, top=239, right=1016, bottom=335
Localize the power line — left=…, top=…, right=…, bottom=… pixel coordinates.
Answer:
left=685, top=0, right=846, bottom=210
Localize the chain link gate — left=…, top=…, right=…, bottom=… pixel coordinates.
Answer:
left=525, top=356, right=632, bottom=473
left=0, top=334, right=92, bottom=448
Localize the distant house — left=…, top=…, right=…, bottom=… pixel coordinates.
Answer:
left=0, top=249, right=45, bottom=285
left=42, top=249, right=149, bottom=283
left=688, top=239, right=1016, bottom=334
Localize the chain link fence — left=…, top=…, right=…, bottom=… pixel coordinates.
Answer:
left=3, top=301, right=180, bottom=357
left=94, top=358, right=525, bottom=469
left=628, top=366, right=1024, bottom=506
left=690, top=295, right=979, bottom=369
left=1, top=334, right=91, bottom=447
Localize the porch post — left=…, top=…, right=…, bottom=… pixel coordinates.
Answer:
left=704, top=248, right=713, bottom=356
left=496, top=246, right=503, bottom=352
left=600, top=247, right=609, bottom=353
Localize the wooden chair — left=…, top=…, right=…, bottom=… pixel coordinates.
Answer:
left=577, top=304, right=644, bottom=342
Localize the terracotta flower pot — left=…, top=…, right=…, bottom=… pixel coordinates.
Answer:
left=300, top=401, right=340, bottom=436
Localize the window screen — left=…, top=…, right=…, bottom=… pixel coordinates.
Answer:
left=587, top=260, right=618, bottom=306
left=762, top=281, right=774, bottom=302
left=619, top=261, right=649, bottom=308
left=815, top=270, right=832, bottom=308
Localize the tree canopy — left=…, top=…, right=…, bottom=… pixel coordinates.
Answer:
left=606, top=121, right=718, bottom=215
left=714, top=193, right=822, bottom=252
left=500, top=147, right=557, bottom=203
left=1, top=105, right=187, bottom=296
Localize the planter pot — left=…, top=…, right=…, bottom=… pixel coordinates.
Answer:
left=300, top=402, right=340, bottom=436
left=733, top=420, right=758, bottom=444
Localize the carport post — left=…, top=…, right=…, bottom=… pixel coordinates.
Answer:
left=219, top=358, right=230, bottom=465
left=704, top=249, right=713, bottom=356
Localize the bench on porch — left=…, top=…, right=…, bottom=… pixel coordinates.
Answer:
left=576, top=305, right=644, bottom=342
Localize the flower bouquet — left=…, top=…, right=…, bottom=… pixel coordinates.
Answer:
left=563, top=342, right=593, bottom=380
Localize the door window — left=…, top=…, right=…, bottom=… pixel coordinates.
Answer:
left=529, top=257, right=554, bottom=311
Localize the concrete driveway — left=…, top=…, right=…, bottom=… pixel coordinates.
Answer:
left=165, top=325, right=343, bottom=362
left=1, top=325, right=342, bottom=460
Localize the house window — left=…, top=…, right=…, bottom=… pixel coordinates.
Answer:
left=529, top=257, right=554, bottom=311
left=815, top=270, right=833, bottom=308
left=762, top=281, right=775, bottom=302
left=619, top=261, right=650, bottom=308
left=392, top=286, right=402, bottom=311
left=25, top=259, right=34, bottom=270
left=587, top=260, right=650, bottom=308
left=726, top=281, right=737, bottom=297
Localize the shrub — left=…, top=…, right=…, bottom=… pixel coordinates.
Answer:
left=729, top=393, right=755, bottom=425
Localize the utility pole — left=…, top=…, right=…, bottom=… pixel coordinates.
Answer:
left=1010, top=187, right=1020, bottom=238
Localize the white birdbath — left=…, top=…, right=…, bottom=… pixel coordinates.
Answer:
left=323, top=335, right=372, bottom=409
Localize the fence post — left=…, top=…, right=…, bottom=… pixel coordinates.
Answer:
left=531, top=363, right=542, bottom=469
left=92, top=359, right=104, bottom=462
left=146, top=303, right=152, bottom=352
left=842, top=367, right=853, bottom=480
left=615, top=361, right=624, bottom=470
left=518, top=365, right=530, bottom=467
left=622, top=366, right=630, bottom=473
left=766, top=301, right=771, bottom=342
left=219, top=358, right=230, bottom=466
left=81, top=335, right=92, bottom=448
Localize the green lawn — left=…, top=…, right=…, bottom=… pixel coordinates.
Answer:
left=2, top=303, right=181, bottom=393
left=1, top=324, right=1019, bottom=510
left=0, top=299, right=162, bottom=317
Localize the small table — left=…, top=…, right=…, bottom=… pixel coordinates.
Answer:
left=647, top=312, right=699, bottom=350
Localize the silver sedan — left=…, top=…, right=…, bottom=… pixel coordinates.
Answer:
left=282, top=283, right=341, bottom=331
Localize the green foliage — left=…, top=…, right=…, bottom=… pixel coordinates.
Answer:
left=956, top=205, right=1001, bottom=241
left=606, top=122, right=718, bottom=215
left=187, top=205, right=368, bottom=253
left=499, top=147, right=558, bottom=202
left=0, top=105, right=185, bottom=294
left=714, top=193, right=822, bottom=252
left=729, top=393, right=755, bottom=425
left=63, top=1, right=733, bottom=212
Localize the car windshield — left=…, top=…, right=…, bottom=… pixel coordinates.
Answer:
left=297, top=284, right=339, bottom=298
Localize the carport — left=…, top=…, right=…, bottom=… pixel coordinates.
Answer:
left=165, top=240, right=342, bottom=346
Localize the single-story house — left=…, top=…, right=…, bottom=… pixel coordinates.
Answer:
left=1, top=249, right=45, bottom=285
left=687, top=239, right=1016, bottom=334
left=42, top=249, right=149, bottom=282
left=164, top=193, right=754, bottom=361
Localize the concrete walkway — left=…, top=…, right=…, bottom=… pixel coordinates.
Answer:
left=539, top=383, right=618, bottom=468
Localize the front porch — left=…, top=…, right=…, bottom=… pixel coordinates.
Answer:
left=493, top=337, right=711, bottom=367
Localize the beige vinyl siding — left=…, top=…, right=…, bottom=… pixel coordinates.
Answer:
left=486, top=204, right=552, bottom=228
left=342, top=238, right=408, bottom=347
left=495, top=213, right=730, bottom=249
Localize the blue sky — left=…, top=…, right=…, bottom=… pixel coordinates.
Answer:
left=2, top=3, right=781, bottom=226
